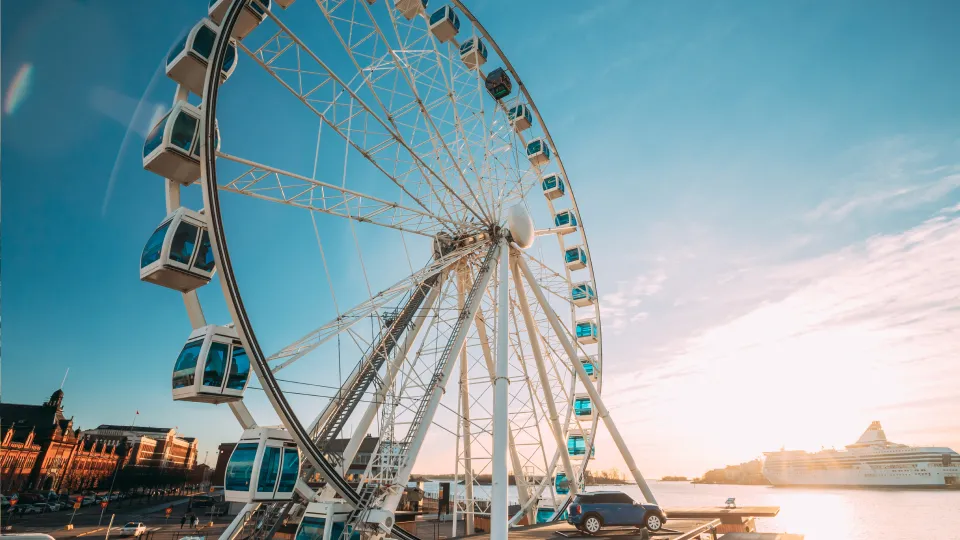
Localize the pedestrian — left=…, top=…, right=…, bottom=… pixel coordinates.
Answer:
left=180, top=515, right=187, bottom=529
left=193, top=515, right=200, bottom=529
left=409, top=488, right=423, bottom=512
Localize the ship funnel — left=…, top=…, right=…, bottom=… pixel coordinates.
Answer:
left=854, top=421, right=887, bottom=446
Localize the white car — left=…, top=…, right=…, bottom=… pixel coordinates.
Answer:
left=120, top=522, right=147, bottom=537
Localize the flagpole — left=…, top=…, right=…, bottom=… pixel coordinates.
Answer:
left=99, top=410, right=138, bottom=526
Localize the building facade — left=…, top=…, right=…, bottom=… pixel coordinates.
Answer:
left=0, top=389, right=200, bottom=494
left=0, top=390, right=124, bottom=493
left=81, top=425, right=198, bottom=469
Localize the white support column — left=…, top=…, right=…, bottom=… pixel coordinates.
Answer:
left=491, top=240, right=510, bottom=540
left=510, top=259, right=579, bottom=496
left=228, top=401, right=256, bottom=430
left=457, top=270, right=475, bottom=535
left=516, top=255, right=658, bottom=505
left=474, top=311, right=534, bottom=523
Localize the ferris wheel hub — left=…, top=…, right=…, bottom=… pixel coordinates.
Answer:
left=506, top=204, right=535, bottom=249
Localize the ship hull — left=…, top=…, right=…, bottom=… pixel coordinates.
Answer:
left=764, top=462, right=960, bottom=488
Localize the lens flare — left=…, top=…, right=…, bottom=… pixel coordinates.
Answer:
left=4, top=63, right=34, bottom=115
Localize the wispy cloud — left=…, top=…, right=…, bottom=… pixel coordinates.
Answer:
left=600, top=269, right=666, bottom=332
left=601, top=206, right=960, bottom=474
left=805, top=136, right=960, bottom=222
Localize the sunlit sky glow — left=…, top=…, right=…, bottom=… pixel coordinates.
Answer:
left=2, top=0, right=958, bottom=478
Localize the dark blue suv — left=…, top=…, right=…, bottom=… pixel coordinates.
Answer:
left=567, top=491, right=666, bottom=533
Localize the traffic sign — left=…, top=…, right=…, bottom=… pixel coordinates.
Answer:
left=165, top=507, right=173, bottom=516
left=100, top=501, right=108, bottom=509
left=74, top=502, right=81, bottom=510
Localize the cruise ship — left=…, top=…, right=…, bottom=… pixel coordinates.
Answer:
left=762, top=422, right=960, bottom=488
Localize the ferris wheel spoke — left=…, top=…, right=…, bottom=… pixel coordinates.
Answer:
left=316, top=0, right=497, bottom=224
left=216, top=151, right=460, bottom=236
left=237, top=11, right=489, bottom=226
left=267, top=245, right=479, bottom=372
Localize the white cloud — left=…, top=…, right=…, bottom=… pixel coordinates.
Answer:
left=805, top=137, right=960, bottom=222
left=600, top=207, right=960, bottom=476
left=600, top=269, right=666, bottom=331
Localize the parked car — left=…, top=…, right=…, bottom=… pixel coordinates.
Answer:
left=21, top=504, right=47, bottom=515
left=567, top=491, right=666, bottom=533
left=120, top=522, right=147, bottom=537
left=42, top=502, right=62, bottom=512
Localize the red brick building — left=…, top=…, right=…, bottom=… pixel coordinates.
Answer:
left=0, top=389, right=124, bottom=493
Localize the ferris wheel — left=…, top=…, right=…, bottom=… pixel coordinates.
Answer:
left=138, top=1, right=656, bottom=539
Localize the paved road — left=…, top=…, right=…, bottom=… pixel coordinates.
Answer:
left=2, top=494, right=233, bottom=539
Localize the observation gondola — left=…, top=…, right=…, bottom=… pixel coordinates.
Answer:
left=295, top=501, right=360, bottom=540
left=508, top=104, right=533, bottom=132
left=555, top=472, right=570, bottom=495
left=460, top=37, right=487, bottom=69
left=209, top=0, right=270, bottom=40
left=429, top=6, right=460, bottom=43
left=553, top=209, right=577, bottom=232
left=143, top=101, right=221, bottom=186
left=564, top=245, right=588, bottom=271
left=396, top=0, right=427, bottom=20
left=526, top=137, right=551, bottom=167
left=484, top=68, right=512, bottom=100
left=541, top=173, right=565, bottom=200
left=580, top=355, right=598, bottom=382
left=570, top=282, right=596, bottom=307
left=574, top=393, right=592, bottom=417
left=166, top=18, right=238, bottom=97
left=140, top=207, right=215, bottom=293
left=575, top=319, right=599, bottom=345
left=172, top=324, right=250, bottom=403
left=224, top=427, right=299, bottom=502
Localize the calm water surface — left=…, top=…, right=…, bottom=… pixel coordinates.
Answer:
left=601, top=481, right=960, bottom=539
left=434, top=481, right=960, bottom=539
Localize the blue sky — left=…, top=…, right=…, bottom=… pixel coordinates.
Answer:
left=3, top=0, right=959, bottom=476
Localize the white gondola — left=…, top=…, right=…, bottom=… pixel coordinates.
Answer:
left=428, top=6, right=460, bottom=43
left=526, top=138, right=551, bottom=167
left=541, top=173, right=565, bottom=200
left=508, top=104, right=533, bottom=132
left=570, top=282, right=596, bottom=307
left=459, top=37, right=487, bottom=69
left=575, top=318, right=599, bottom=345
left=209, top=0, right=270, bottom=40
left=396, top=0, right=427, bottom=20
left=564, top=245, right=587, bottom=271
left=141, top=207, right=215, bottom=293
left=166, top=18, right=238, bottom=97
left=579, top=355, right=598, bottom=382
left=567, top=428, right=589, bottom=456
left=224, top=426, right=299, bottom=503
left=296, top=501, right=357, bottom=540
left=554, top=210, right=578, bottom=232
left=143, top=101, right=221, bottom=186
left=172, top=325, right=250, bottom=404
left=574, top=393, right=592, bottom=417
left=554, top=472, right=570, bottom=496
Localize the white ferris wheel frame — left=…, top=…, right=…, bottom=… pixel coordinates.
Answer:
left=148, top=0, right=657, bottom=538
